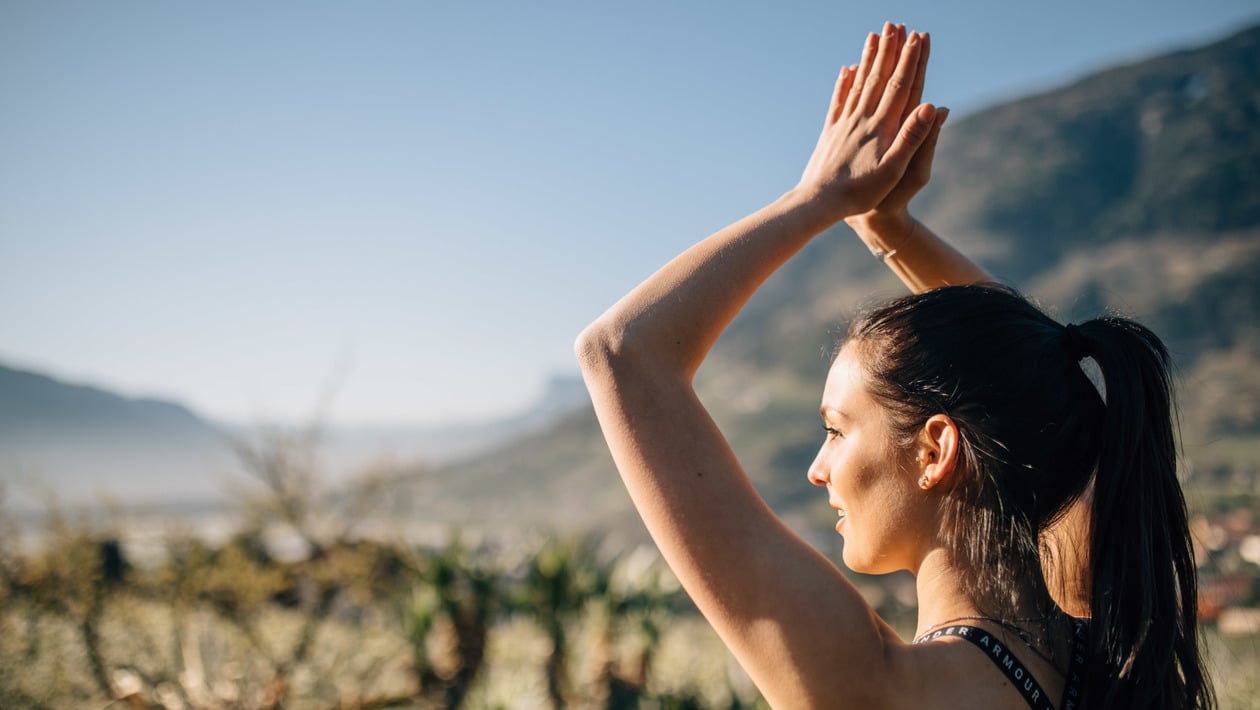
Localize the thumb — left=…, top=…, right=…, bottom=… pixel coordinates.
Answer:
left=920, top=107, right=949, bottom=161
left=904, top=106, right=949, bottom=183
left=883, top=103, right=936, bottom=169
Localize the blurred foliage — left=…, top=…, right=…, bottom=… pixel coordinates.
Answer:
left=0, top=419, right=759, bottom=709
left=4, top=477, right=1256, bottom=708
left=0, top=504, right=764, bottom=708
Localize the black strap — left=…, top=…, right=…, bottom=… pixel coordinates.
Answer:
left=1060, top=618, right=1088, bottom=710
left=915, top=619, right=1090, bottom=710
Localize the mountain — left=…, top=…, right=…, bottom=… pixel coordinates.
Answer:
left=398, top=24, right=1260, bottom=539
left=0, top=362, right=591, bottom=511
left=914, top=23, right=1260, bottom=273
left=0, top=365, right=238, bottom=508
left=293, top=375, right=590, bottom=471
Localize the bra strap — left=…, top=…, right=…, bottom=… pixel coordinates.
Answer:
left=914, top=624, right=1056, bottom=710
left=1060, top=618, right=1089, bottom=710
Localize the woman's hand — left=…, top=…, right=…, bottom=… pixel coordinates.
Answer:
left=829, top=29, right=987, bottom=292
left=845, top=30, right=949, bottom=236
left=796, top=23, right=937, bottom=224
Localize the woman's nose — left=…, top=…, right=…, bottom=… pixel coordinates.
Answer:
left=807, top=449, right=829, bottom=487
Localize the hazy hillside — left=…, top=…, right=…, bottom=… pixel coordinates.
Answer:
left=0, top=364, right=238, bottom=506
left=918, top=23, right=1260, bottom=274
left=403, top=24, right=1260, bottom=538
left=0, top=362, right=589, bottom=510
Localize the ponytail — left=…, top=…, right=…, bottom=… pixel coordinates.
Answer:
left=1074, top=317, right=1213, bottom=709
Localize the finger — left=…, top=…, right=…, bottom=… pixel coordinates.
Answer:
left=882, top=103, right=937, bottom=172
left=826, top=65, right=857, bottom=125
left=857, top=22, right=904, bottom=115
left=903, top=106, right=948, bottom=188
left=876, top=30, right=923, bottom=122
left=861, top=23, right=902, bottom=112
left=825, top=67, right=845, bottom=126
left=843, top=33, right=880, bottom=117
left=904, top=32, right=930, bottom=122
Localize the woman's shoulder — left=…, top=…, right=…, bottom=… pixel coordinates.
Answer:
left=884, top=624, right=1073, bottom=710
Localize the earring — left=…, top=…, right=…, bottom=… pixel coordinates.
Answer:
left=919, top=475, right=930, bottom=490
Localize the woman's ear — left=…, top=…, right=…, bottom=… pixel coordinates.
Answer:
left=915, top=414, right=959, bottom=490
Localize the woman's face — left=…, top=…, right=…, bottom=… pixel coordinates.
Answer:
left=808, top=343, right=926, bottom=575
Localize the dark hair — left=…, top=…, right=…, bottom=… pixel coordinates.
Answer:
left=846, top=283, right=1213, bottom=709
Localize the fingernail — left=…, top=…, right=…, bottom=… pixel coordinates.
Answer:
left=908, top=31, right=919, bottom=45
left=884, top=22, right=896, bottom=37
left=939, top=107, right=951, bottom=124
left=919, top=104, right=936, bottom=123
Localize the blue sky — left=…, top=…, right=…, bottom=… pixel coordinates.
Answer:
left=3, top=1, right=1257, bottom=427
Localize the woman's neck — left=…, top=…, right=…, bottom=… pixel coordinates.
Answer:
left=913, top=546, right=1051, bottom=640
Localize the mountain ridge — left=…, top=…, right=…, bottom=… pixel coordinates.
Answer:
left=916, top=23, right=1260, bottom=278
left=0, top=362, right=589, bottom=508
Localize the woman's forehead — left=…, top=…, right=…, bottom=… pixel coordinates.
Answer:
left=822, top=344, right=872, bottom=410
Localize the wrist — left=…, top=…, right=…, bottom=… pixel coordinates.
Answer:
left=846, top=209, right=913, bottom=234
left=778, top=186, right=856, bottom=232
left=849, top=211, right=918, bottom=262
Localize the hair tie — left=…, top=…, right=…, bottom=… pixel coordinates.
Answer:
left=1063, top=323, right=1089, bottom=361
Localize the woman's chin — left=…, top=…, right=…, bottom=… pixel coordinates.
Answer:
left=839, top=539, right=861, bottom=569
left=840, top=544, right=887, bottom=576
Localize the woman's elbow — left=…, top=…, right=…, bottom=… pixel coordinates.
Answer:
left=574, top=318, right=619, bottom=372
left=574, top=317, right=648, bottom=377
left=576, top=317, right=690, bottom=404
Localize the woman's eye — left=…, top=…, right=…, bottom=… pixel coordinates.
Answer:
left=823, top=426, right=843, bottom=441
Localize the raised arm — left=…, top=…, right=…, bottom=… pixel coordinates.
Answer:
left=842, top=33, right=993, bottom=292
left=576, top=24, right=935, bottom=707
left=848, top=206, right=994, bottom=292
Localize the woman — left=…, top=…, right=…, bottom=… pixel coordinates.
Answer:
left=575, top=22, right=1213, bottom=710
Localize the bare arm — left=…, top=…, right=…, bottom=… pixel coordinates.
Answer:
left=848, top=210, right=993, bottom=292
left=843, top=33, right=994, bottom=292
left=576, top=25, right=933, bottom=707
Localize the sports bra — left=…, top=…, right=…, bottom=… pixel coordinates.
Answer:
left=913, top=618, right=1088, bottom=710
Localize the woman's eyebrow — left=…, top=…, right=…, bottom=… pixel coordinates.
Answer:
left=820, top=406, right=851, bottom=421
